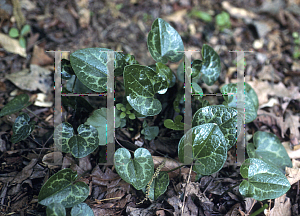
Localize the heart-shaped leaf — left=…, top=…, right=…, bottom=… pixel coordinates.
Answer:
left=178, top=123, right=228, bottom=175
left=246, top=131, right=292, bottom=173
left=164, top=115, right=184, bottom=130
left=38, top=168, right=89, bottom=208
left=0, top=94, right=32, bottom=117
left=221, top=82, right=258, bottom=123
left=70, top=48, right=126, bottom=92
left=239, top=158, right=291, bottom=201
left=141, top=120, right=159, bottom=140
left=147, top=18, right=184, bottom=63
left=114, top=148, right=154, bottom=190
left=71, top=203, right=94, bottom=216
left=192, top=45, right=221, bottom=86
left=192, top=105, right=241, bottom=150
left=124, top=65, right=165, bottom=116
left=54, top=122, right=99, bottom=158
left=85, top=108, right=107, bottom=145
left=46, top=203, right=66, bottom=216
left=10, top=112, right=35, bottom=144
left=146, top=171, right=169, bottom=201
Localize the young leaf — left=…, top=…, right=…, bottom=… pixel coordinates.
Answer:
left=239, top=158, right=291, bottom=201
left=85, top=108, right=107, bottom=145
left=124, top=65, right=164, bottom=116
left=19, top=36, right=26, bottom=48
left=0, top=94, right=32, bottom=117
left=9, top=27, right=19, bottom=38
left=20, top=24, right=31, bottom=36
left=147, top=18, right=184, bottom=63
left=70, top=48, right=126, bottom=92
left=147, top=171, right=169, bottom=200
left=141, top=120, right=159, bottom=140
left=246, top=131, right=292, bottom=173
left=114, top=148, right=154, bottom=190
left=189, top=9, right=212, bottom=22
left=164, top=115, right=184, bottom=130
left=221, top=82, right=259, bottom=123
left=46, top=203, right=66, bottom=216
left=10, top=112, right=35, bottom=144
left=178, top=123, right=228, bottom=175
left=38, top=169, right=89, bottom=208
left=192, top=45, right=221, bottom=86
left=71, top=203, right=94, bottom=216
left=192, top=105, right=241, bottom=150
left=54, top=122, right=99, bottom=158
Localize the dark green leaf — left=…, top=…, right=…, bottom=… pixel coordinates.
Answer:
left=0, top=94, right=32, bottom=117
left=192, top=105, right=241, bottom=150
left=147, top=171, right=169, bottom=200
left=61, top=59, right=75, bottom=80
left=70, top=48, right=126, bottom=92
left=178, top=123, right=228, bottom=175
left=71, top=203, right=94, bottom=216
left=164, top=115, right=184, bottom=130
left=54, top=122, right=99, bottom=158
left=192, top=45, right=221, bottom=86
left=246, top=131, right=292, bottom=173
left=177, top=61, right=185, bottom=83
left=114, top=148, right=154, bottom=190
left=173, top=87, right=184, bottom=113
left=141, top=120, right=159, bottom=140
left=9, top=27, right=19, bottom=38
left=124, top=65, right=164, bottom=116
left=239, top=158, right=291, bottom=201
left=38, top=168, right=89, bottom=208
left=65, top=75, right=94, bottom=93
left=46, top=203, right=66, bottom=216
left=85, top=108, right=107, bottom=145
left=221, top=82, right=258, bottom=123
left=10, top=112, right=35, bottom=144
left=147, top=18, right=184, bottom=63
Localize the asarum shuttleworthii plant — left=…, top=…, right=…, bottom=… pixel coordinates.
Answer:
left=0, top=18, right=292, bottom=215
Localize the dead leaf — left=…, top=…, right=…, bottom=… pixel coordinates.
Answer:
left=34, top=93, right=53, bottom=107
left=282, top=141, right=300, bottom=159
left=0, top=33, right=26, bottom=57
left=222, top=1, right=258, bottom=19
left=244, top=198, right=257, bottom=215
left=11, top=159, right=38, bottom=185
left=270, top=194, right=291, bottom=216
left=42, top=152, right=63, bottom=169
left=247, top=79, right=300, bottom=106
left=91, top=166, right=121, bottom=188
left=286, top=159, right=300, bottom=185
left=30, top=45, right=53, bottom=66
left=162, top=9, right=187, bottom=25
left=283, top=110, right=300, bottom=146
left=5, top=64, right=52, bottom=93
left=255, top=110, right=285, bottom=137
left=257, top=65, right=281, bottom=82
left=225, top=203, right=244, bottom=216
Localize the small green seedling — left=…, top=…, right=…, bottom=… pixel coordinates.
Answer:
left=8, top=24, right=31, bottom=48
left=292, top=32, right=300, bottom=59
left=215, top=11, right=231, bottom=31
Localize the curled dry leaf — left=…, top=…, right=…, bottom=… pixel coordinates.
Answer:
left=285, top=159, right=300, bottom=186
left=152, top=156, right=197, bottom=181
left=0, top=33, right=26, bottom=57
left=42, top=152, right=63, bottom=169
left=269, top=194, right=291, bottom=216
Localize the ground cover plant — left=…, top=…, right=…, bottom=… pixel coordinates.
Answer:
left=0, top=17, right=295, bottom=216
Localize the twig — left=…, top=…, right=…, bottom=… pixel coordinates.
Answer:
left=181, top=163, right=193, bottom=215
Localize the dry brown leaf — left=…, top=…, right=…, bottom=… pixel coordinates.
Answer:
left=247, top=79, right=300, bottom=106
left=286, top=159, right=300, bottom=185
left=269, top=194, right=291, bottom=216
left=255, top=110, right=285, bottom=137
left=162, top=9, right=187, bottom=25
left=30, top=45, right=53, bottom=66
left=283, top=110, right=300, bottom=146
left=5, top=64, right=52, bottom=93
left=282, top=141, right=300, bottom=159
left=42, top=152, right=63, bottom=169
left=0, top=33, right=26, bottom=57
left=222, top=1, right=258, bottom=19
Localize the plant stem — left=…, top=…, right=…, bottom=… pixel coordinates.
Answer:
left=72, top=76, right=77, bottom=92
left=249, top=203, right=268, bottom=216
left=25, top=107, right=52, bottom=128
left=166, top=165, right=185, bottom=173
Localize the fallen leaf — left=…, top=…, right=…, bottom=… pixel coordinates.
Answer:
left=283, top=110, right=300, bottom=146
left=42, top=152, right=63, bottom=169
left=282, top=141, right=300, bottom=159
left=247, top=79, right=300, bottom=106
left=0, top=33, right=26, bottom=57
left=5, top=64, right=52, bottom=93
left=162, top=9, right=187, bottom=25
left=222, top=1, right=258, bottom=19
left=30, top=45, right=53, bottom=66
left=270, top=194, right=291, bottom=216
left=286, top=159, right=300, bottom=185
